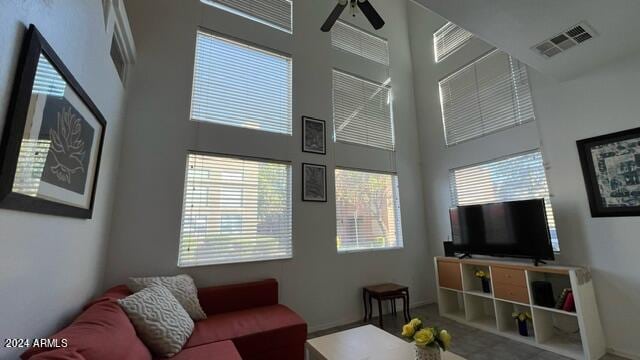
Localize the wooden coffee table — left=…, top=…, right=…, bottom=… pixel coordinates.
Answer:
left=306, top=325, right=466, bottom=360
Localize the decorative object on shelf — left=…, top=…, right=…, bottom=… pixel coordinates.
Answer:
left=531, top=281, right=555, bottom=307
left=512, top=311, right=532, bottom=337
left=474, top=270, right=491, bottom=293
left=555, top=288, right=572, bottom=309
left=302, top=116, right=326, bottom=155
left=562, top=291, right=576, bottom=312
left=401, top=318, right=451, bottom=360
left=575, top=268, right=592, bottom=285
left=0, top=25, right=106, bottom=218
left=576, top=127, right=640, bottom=217
left=302, top=163, right=326, bottom=202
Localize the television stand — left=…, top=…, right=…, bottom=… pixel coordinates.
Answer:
left=434, top=257, right=606, bottom=359
left=457, top=253, right=472, bottom=259
left=533, top=258, right=547, bottom=266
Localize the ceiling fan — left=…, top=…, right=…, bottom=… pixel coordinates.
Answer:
left=321, top=0, right=385, bottom=32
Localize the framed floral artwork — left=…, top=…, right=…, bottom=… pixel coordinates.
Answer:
left=302, top=116, right=326, bottom=155
left=0, top=25, right=106, bottom=218
left=302, top=163, right=327, bottom=202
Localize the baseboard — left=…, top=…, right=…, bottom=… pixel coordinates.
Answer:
left=606, top=347, right=639, bottom=360
left=307, top=300, right=434, bottom=333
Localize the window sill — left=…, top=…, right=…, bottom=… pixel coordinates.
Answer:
left=177, top=254, right=292, bottom=268
left=337, top=246, right=404, bottom=255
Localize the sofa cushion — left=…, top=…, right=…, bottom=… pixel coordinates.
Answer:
left=128, top=275, right=207, bottom=320
left=21, top=299, right=151, bottom=360
left=118, top=285, right=194, bottom=357
left=184, top=304, right=307, bottom=358
left=28, top=348, right=86, bottom=360
left=161, top=341, right=241, bottom=360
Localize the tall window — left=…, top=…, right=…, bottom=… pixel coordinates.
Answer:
left=449, top=151, right=559, bottom=251
left=335, top=168, right=403, bottom=252
left=191, top=31, right=292, bottom=134
left=331, top=20, right=389, bottom=66
left=439, top=50, right=534, bottom=146
left=200, top=0, right=293, bottom=33
left=434, top=22, right=473, bottom=62
left=333, top=70, right=394, bottom=150
left=178, top=153, right=292, bottom=267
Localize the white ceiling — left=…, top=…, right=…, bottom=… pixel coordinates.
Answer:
left=413, top=0, right=640, bottom=81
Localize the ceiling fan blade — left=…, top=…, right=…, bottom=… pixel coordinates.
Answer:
left=321, top=2, right=347, bottom=32
left=356, top=0, right=385, bottom=30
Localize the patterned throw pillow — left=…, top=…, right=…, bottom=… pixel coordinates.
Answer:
left=127, top=274, right=207, bottom=320
left=117, top=285, right=194, bottom=357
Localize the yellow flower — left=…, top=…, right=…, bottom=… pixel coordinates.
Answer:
left=414, top=328, right=435, bottom=347
left=475, top=270, right=486, bottom=278
left=439, top=330, right=452, bottom=350
left=402, top=324, right=416, bottom=338
left=409, top=318, right=422, bottom=328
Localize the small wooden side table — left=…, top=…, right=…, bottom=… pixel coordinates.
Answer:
left=362, top=283, right=410, bottom=329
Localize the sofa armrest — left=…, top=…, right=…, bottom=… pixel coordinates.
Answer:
left=197, top=278, right=278, bottom=315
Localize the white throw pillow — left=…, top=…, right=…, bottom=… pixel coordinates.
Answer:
left=118, top=285, right=194, bottom=357
left=127, top=274, right=207, bottom=320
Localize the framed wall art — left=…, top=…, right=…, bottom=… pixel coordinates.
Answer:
left=577, top=126, right=640, bottom=217
left=302, top=116, right=326, bottom=155
left=0, top=25, right=107, bottom=218
left=302, top=163, right=327, bottom=202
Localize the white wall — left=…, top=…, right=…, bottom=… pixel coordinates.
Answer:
left=105, top=0, right=432, bottom=332
left=531, top=53, right=640, bottom=359
left=0, top=1, right=128, bottom=359
left=408, top=2, right=640, bottom=357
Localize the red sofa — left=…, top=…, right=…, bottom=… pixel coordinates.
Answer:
left=22, top=279, right=307, bottom=360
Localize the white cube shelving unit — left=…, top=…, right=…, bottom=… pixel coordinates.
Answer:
left=434, top=257, right=606, bottom=360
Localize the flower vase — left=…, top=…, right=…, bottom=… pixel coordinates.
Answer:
left=481, top=278, right=491, bottom=293
left=414, top=346, right=441, bottom=360
left=517, top=319, right=528, bottom=337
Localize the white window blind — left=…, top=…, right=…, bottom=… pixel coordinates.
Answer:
left=201, top=0, right=292, bottom=33
left=191, top=31, right=292, bottom=135
left=335, top=168, right=403, bottom=252
left=434, top=22, right=473, bottom=62
left=178, top=153, right=292, bottom=267
left=331, top=20, right=389, bottom=66
left=439, top=50, right=534, bottom=146
left=449, top=151, right=559, bottom=251
left=333, top=70, right=394, bottom=150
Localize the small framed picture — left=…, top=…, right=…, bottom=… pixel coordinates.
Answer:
left=302, top=116, right=326, bottom=155
left=302, top=163, right=327, bottom=202
left=577, top=126, right=640, bottom=217
left=0, top=25, right=107, bottom=218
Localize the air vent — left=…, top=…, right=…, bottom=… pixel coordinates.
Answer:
left=531, top=22, right=598, bottom=58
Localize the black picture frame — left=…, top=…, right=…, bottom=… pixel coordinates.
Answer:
left=302, top=163, right=327, bottom=202
left=576, top=126, right=640, bottom=217
left=0, top=25, right=107, bottom=219
left=302, top=116, right=326, bottom=155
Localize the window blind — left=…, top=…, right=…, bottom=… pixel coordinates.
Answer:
left=439, top=50, right=534, bottom=146
left=333, top=70, right=394, bottom=150
left=191, top=31, right=292, bottom=135
left=178, top=153, right=292, bottom=267
left=449, top=151, right=559, bottom=251
left=201, top=0, right=292, bottom=33
left=434, top=22, right=473, bottom=62
left=335, top=168, right=403, bottom=252
left=331, top=20, right=389, bottom=66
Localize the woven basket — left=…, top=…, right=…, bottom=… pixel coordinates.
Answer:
left=414, top=345, right=441, bottom=360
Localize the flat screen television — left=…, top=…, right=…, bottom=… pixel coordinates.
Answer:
left=449, top=199, right=554, bottom=261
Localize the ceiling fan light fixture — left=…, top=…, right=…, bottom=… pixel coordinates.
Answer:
left=321, top=0, right=385, bottom=32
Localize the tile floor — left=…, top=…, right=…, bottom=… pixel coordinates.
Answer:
left=308, top=304, right=627, bottom=360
